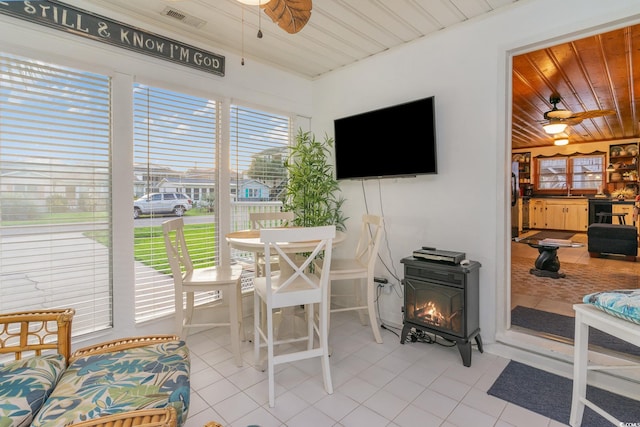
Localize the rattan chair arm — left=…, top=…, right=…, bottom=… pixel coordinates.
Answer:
left=70, top=335, right=181, bottom=363
left=67, top=407, right=177, bottom=427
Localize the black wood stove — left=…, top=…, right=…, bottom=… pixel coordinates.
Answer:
left=400, top=257, right=483, bottom=367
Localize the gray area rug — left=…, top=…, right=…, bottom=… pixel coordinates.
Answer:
left=511, top=306, right=640, bottom=357
left=488, top=360, right=640, bottom=426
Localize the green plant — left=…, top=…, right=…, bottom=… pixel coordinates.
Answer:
left=283, top=129, right=347, bottom=231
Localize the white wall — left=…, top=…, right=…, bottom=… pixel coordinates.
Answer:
left=311, top=0, right=640, bottom=347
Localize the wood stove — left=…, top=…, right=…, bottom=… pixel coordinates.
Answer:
left=400, top=257, right=483, bottom=366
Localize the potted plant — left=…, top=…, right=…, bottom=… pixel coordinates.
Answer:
left=283, top=129, right=346, bottom=231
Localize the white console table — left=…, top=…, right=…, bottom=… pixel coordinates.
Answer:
left=570, top=303, right=640, bottom=426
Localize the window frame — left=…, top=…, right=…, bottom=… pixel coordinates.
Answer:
left=534, top=152, right=605, bottom=195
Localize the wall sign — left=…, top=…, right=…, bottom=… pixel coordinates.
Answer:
left=0, top=0, right=225, bottom=76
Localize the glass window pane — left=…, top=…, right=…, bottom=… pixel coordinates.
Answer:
left=537, top=158, right=567, bottom=190
left=229, top=105, right=291, bottom=291
left=0, top=53, right=112, bottom=336
left=133, top=84, right=218, bottom=323
left=572, top=155, right=603, bottom=190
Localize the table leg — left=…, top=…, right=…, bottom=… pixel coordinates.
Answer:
left=530, top=246, right=565, bottom=278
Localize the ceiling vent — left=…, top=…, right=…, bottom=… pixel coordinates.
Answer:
left=161, top=7, right=206, bottom=29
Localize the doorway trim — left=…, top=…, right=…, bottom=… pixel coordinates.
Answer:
left=492, top=13, right=640, bottom=393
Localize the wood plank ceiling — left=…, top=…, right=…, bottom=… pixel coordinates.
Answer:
left=512, top=24, right=640, bottom=150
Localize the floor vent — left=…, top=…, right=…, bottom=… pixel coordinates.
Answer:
left=161, top=7, right=206, bottom=29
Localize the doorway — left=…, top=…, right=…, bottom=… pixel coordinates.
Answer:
left=508, top=20, right=640, bottom=351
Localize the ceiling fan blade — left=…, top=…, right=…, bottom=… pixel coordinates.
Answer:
left=569, top=109, right=615, bottom=120
left=263, top=0, right=312, bottom=34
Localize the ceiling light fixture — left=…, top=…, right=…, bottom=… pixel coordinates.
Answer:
left=543, top=122, right=568, bottom=134
left=553, top=137, right=569, bottom=146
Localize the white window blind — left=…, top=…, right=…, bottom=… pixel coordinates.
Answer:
left=133, top=84, right=219, bottom=322
left=229, top=105, right=291, bottom=286
left=0, top=53, right=112, bottom=335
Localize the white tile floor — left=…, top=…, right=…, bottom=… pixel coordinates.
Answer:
left=182, top=310, right=569, bottom=427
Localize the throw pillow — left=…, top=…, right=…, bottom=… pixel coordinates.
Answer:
left=583, top=289, right=640, bottom=325
left=0, top=354, right=66, bottom=427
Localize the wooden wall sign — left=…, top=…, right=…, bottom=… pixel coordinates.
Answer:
left=0, top=0, right=225, bottom=76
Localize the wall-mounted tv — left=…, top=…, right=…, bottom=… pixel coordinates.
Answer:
left=333, top=96, right=437, bottom=180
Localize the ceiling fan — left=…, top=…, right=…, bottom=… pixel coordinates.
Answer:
left=540, top=94, right=615, bottom=134
left=238, top=0, right=312, bottom=34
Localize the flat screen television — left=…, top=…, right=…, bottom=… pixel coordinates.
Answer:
left=333, top=96, right=437, bottom=180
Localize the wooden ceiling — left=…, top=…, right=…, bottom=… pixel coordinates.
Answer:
left=511, top=23, right=640, bottom=150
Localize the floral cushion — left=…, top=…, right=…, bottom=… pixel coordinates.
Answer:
left=31, top=340, right=190, bottom=427
left=583, top=289, right=640, bottom=325
left=0, top=354, right=66, bottom=427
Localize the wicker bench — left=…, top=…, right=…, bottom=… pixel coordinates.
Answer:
left=0, top=309, right=195, bottom=427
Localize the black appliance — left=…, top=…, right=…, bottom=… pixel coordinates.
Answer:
left=400, top=257, right=483, bottom=367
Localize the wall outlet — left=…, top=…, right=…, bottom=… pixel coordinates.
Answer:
left=379, top=282, right=394, bottom=295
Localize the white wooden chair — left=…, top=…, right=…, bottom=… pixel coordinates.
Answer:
left=316, top=214, right=385, bottom=343
left=162, top=217, right=244, bottom=367
left=249, top=211, right=295, bottom=277
left=253, top=225, right=335, bottom=407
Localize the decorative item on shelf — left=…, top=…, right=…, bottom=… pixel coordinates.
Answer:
left=611, top=187, right=635, bottom=200
left=610, top=171, right=623, bottom=182
left=610, top=145, right=623, bottom=157
left=625, top=144, right=639, bottom=156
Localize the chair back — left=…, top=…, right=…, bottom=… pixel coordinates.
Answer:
left=354, top=214, right=384, bottom=275
left=260, top=225, right=335, bottom=307
left=250, top=211, right=295, bottom=229
left=162, top=218, right=193, bottom=285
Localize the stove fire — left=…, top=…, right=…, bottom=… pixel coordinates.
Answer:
left=415, top=301, right=445, bottom=327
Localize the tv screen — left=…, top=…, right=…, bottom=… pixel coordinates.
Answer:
left=334, top=96, right=437, bottom=180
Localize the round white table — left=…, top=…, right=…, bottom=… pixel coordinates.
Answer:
left=226, top=228, right=346, bottom=253
left=227, top=228, right=346, bottom=277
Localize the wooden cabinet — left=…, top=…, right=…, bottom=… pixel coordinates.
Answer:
left=565, top=202, right=589, bottom=231
left=530, top=198, right=588, bottom=231
left=608, top=143, right=639, bottom=194
left=531, top=199, right=546, bottom=229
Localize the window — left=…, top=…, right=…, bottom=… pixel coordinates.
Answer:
left=0, top=53, right=112, bottom=335
left=133, top=84, right=219, bottom=323
left=535, top=153, right=604, bottom=193
left=229, top=105, right=291, bottom=288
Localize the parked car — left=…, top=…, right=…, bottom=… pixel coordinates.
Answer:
left=133, top=193, right=193, bottom=219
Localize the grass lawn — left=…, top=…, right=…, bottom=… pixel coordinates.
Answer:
left=134, top=222, right=216, bottom=274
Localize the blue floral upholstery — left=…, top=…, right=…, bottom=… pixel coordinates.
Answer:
left=583, top=289, right=640, bottom=325
left=31, top=340, right=190, bottom=427
left=0, top=354, right=66, bottom=427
